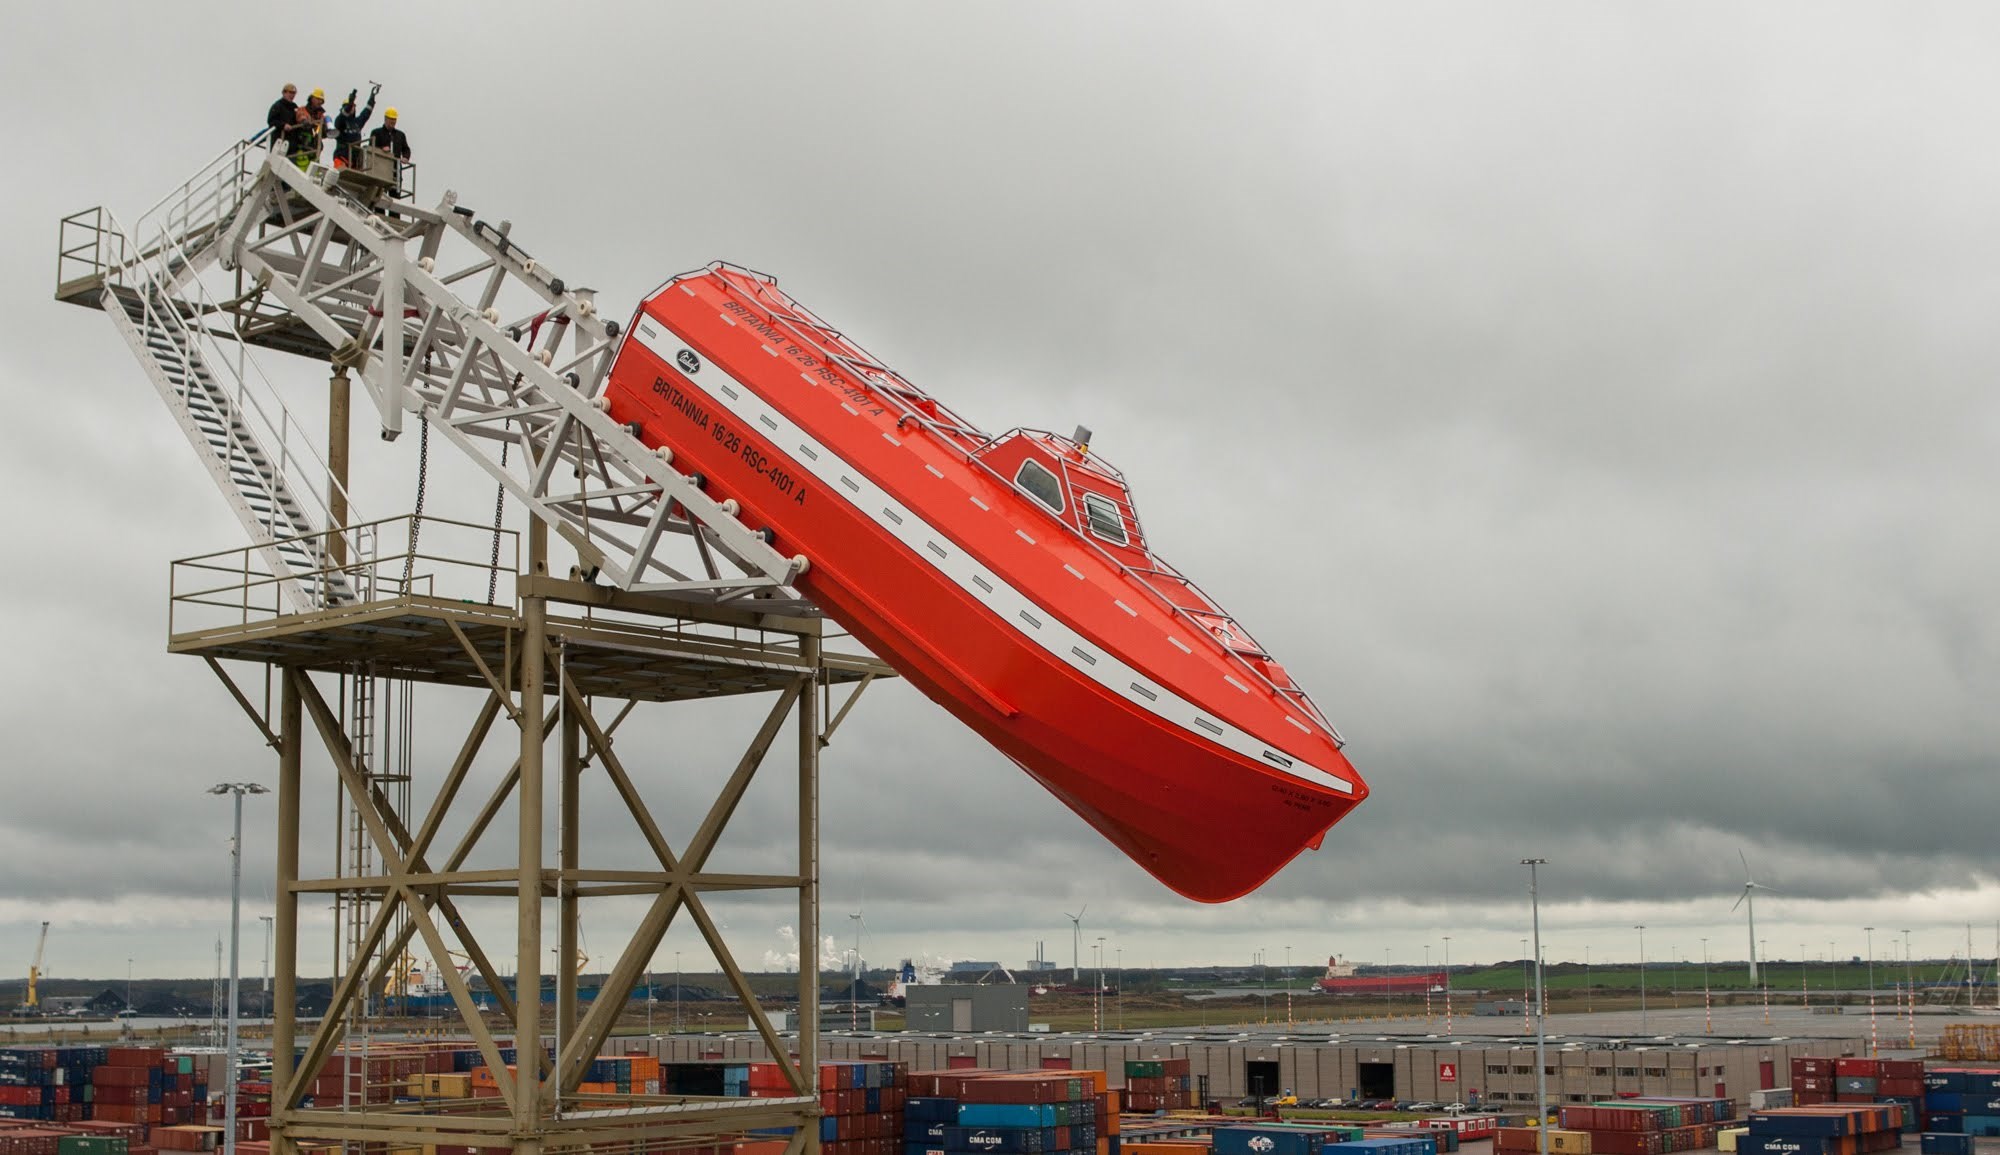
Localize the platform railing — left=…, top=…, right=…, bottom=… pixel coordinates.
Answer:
left=170, top=515, right=521, bottom=636
left=62, top=143, right=368, bottom=608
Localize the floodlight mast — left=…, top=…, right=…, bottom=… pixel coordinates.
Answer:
left=1523, top=858, right=1549, bottom=1154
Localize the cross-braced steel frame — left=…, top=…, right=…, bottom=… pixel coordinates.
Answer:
left=215, top=154, right=807, bottom=604
left=186, top=575, right=886, bottom=1155
left=63, top=140, right=891, bottom=1155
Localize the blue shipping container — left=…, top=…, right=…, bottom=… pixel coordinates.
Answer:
left=1928, top=1115, right=1963, bottom=1134
left=1749, top=1113, right=1851, bottom=1138
left=1212, top=1129, right=1324, bottom=1155
left=1739, top=1137, right=1839, bottom=1155
left=1927, top=1093, right=1964, bottom=1113
left=1920, top=1134, right=1974, bottom=1155
left=961, top=1105, right=1057, bottom=1128
left=909, top=1098, right=961, bottom=1124
left=1963, top=1117, right=2000, bottom=1139
left=943, top=1126, right=1048, bottom=1154
left=1325, top=1141, right=1435, bottom=1155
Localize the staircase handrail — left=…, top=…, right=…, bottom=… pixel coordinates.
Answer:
left=97, top=200, right=362, bottom=564
left=126, top=131, right=271, bottom=271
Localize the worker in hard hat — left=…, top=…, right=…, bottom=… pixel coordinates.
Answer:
left=285, top=105, right=323, bottom=172
left=331, top=83, right=380, bottom=169
left=368, top=108, right=412, bottom=162
left=264, top=83, right=299, bottom=149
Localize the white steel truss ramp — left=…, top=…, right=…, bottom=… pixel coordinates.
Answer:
left=58, top=141, right=809, bottom=611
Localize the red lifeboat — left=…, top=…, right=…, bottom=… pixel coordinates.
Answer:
left=602, top=263, right=1367, bottom=902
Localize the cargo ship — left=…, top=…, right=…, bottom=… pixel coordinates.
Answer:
left=1317, top=957, right=1446, bottom=995
left=602, top=264, right=1368, bottom=902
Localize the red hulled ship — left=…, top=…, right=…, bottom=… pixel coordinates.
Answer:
left=602, top=264, right=1367, bottom=901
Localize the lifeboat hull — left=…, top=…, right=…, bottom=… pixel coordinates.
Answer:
left=603, top=269, right=1367, bottom=902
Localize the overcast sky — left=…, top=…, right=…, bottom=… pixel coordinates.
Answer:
left=3, top=3, right=1999, bottom=987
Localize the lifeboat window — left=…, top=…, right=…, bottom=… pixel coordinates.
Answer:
left=1015, top=458, right=1065, bottom=513
left=1081, top=492, right=1128, bottom=545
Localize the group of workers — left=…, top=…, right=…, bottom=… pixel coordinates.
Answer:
left=264, top=83, right=411, bottom=173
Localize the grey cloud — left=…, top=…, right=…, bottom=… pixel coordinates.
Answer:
left=3, top=1, right=1998, bottom=975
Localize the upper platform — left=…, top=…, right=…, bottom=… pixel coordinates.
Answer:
left=167, top=515, right=887, bottom=700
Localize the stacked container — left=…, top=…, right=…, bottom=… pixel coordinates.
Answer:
left=0, top=1048, right=112, bottom=1123
left=1791, top=1057, right=1927, bottom=1134
left=1121, top=1063, right=1191, bottom=1113
left=1212, top=1123, right=1373, bottom=1155
left=1498, top=1097, right=1736, bottom=1155
left=906, top=1070, right=1116, bottom=1155
left=1738, top=1104, right=1905, bottom=1155
left=1919, top=1066, right=2000, bottom=1137
left=748, top=1060, right=906, bottom=1155
left=574, top=1054, right=665, bottom=1097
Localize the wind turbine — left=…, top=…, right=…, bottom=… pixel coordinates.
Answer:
left=1065, top=906, right=1087, bottom=982
left=1733, top=851, right=1779, bottom=983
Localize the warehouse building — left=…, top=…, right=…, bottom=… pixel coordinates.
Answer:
left=647, top=1029, right=1869, bottom=1106
left=903, top=985, right=1031, bottom=1033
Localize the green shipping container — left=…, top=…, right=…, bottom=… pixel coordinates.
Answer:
left=1127, top=1062, right=1166, bottom=1078
left=58, top=1138, right=128, bottom=1155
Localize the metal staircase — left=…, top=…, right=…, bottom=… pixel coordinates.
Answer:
left=106, top=284, right=352, bottom=607
left=61, top=140, right=808, bottom=609
left=59, top=136, right=359, bottom=613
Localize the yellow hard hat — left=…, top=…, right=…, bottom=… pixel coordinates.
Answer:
left=385, top=107, right=398, bottom=119
left=311, top=87, right=324, bottom=99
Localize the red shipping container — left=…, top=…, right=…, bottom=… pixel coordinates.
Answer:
left=0, top=1130, right=67, bottom=1155
left=93, top=1068, right=152, bottom=1089
left=1835, top=1059, right=1882, bottom=1078
left=1589, top=1132, right=1664, bottom=1155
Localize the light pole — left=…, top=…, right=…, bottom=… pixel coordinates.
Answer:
left=1585, top=946, right=1591, bottom=1013
left=1902, top=930, right=1915, bottom=1046
left=852, top=912, right=867, bottom=1032
left=1442, top=935, right=1453, bottom=1036
left=209, top=782, right=268, bottom=1155
left=1520, top=937, right=1530, bottom=1036
left=1635, top=925, right=1647, bottom=1036
left=125, top=958, right=134, bottom=1020
left=1829, top=940, right=1838, bottom=995
left=1701, top=937, right=1711, bottom=1035
left=1865, top=927, right=1876, bottom=1054
left=1284, top=945, right=1292, bottom=1026
left=1424, top=944, right=1432, bottom=1023
left=674, top=950, right=682, bottom=1032
left=259, top=916, right=273, bottom=1021
left=1117, top=947, right=1125, bottom=1029
left=1095, top=937, right=1106, bottom=1031
left=1523, top=859, right=1549, bottom=1151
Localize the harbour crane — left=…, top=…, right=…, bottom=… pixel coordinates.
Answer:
left=25, top=921, right=49, bottom=1012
